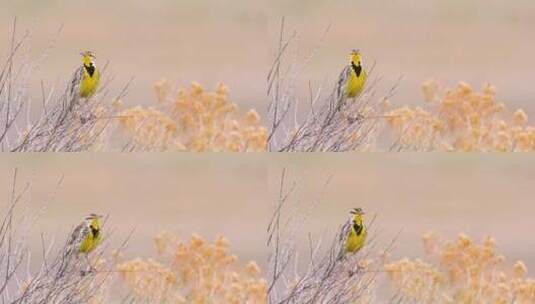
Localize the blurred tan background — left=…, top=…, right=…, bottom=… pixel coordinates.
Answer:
left=1, top=0, right=534, bottom=117
left=1, top=155, right=534, bottom=273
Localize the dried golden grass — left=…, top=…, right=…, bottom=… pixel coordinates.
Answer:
left=116, top=232, right=267, bottom=303
left=385, top=233, right=535, bottom=303
left=116, top=81, right=268, bottom=151
left=384, top=81, right=535, bottom=151
left=115, top=79, right=533, bottom=152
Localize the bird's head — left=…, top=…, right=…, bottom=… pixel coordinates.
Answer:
left=350, top=207, right=365, bottom=222
left=85, top=213, right=102, bottom=229
left=80, top=51, right=96, bottom=66
left=350, top=207, right=365, bottom=216
left=350, top=49, right=362, bottom=67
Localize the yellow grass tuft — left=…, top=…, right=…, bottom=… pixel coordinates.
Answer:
left=385, top=81, right=535, bottom=151
left=384, top=232, right=535, bottom=303
left=116, top=232, right=267, bottom=303
left=117, top=81, right=268, bottom=151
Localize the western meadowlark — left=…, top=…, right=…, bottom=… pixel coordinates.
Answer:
left=343, top=207, right=367, bottom=254
left=58, top=213, right=103, bottom=276
left=336, top=49, right=367, bottom=102
left=65, top=51, right=101, bottom=112
left=77, top=51, right=100, bottom=98
left=67, top=213, right=103, bottom=256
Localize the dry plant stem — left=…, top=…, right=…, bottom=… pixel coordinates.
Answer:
left=267, top=17, right=296, bottom=146
left=0, top=18, right=27, bottom=147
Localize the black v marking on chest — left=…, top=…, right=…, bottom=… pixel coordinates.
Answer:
left=351, top=62, right=362, bottom=78
left=85, top=64, right=96, bottom=77
left=91, top=226, right=99, bottom=238
left=353, top=221, right=363, bottom=236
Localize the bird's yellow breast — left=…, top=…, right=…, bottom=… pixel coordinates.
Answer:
left=79, top=234, right=100, bottom=253
left=79, top=223, right=102, bottom=254
left=345, top=225, right=367, bottom=253
left=345, top=70, right=366, bottom=98
left=79, top=68, right=100, bottom=98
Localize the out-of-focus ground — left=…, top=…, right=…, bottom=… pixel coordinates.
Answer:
left=1, top=0, right=534, bottom=118
left=2, top=155, right=534, bottom=274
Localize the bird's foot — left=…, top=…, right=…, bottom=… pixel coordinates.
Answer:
left=80, top=113, right=96, bottom=124
left=346, top=113, right=365, bottom=124
left=348, top=265, right=365, bottom=277
left=80, top=266, right=96, bottom=276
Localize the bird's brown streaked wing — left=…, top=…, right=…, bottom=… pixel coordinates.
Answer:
left=339, top=217, right=352, bottom=243
left=67, top=222, right=89, bottom=250
left=58, top=222, right=88, bottom=277
left=64, top=67, right=83, bottom=112
left=336, top=65, right=351, bottom=100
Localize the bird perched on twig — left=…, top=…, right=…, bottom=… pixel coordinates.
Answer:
left=336, top=50, right=367, bottom=103
left=68, top=213, right=103, bottom=255
left=75, top=51, right=101, bottom=99
left=66, top=213, right=102, bottom=262
left=65, top=51, right=101, bottom=113
left=67, top=213, right=102, bottom=255
left=343, top=207, right=367, bottom=254
left=59, top=213, right=103, bottom=277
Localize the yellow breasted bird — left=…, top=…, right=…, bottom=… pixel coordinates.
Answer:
left=68, top=213, right=103, bottom=255
left=57, top=213, right=103, bottom=277
left=64, top=51, right=101, bottom=113
left=344, top=207, right=367, bottom=254
left=71, top=51, right=100, bottom=98
left=336, top=49, right=367, bottom=101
